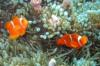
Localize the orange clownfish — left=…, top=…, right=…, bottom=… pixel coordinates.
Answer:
left=57, top=33, right=88, bottom=49
left=5, top=16, right=28, bottom=40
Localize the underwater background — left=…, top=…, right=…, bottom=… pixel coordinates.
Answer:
left=0, top=0, right=100, bottom=66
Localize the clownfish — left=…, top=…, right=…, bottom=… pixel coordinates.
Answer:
left=57, top=33, right=88, bottom=49
left=5, top=16, right=28, bottom=40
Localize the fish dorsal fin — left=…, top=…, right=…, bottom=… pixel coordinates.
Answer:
left=19, top=16, right=25, bottom=28
left=10, top=21, right=15, bottom=28
left=78, top=36, right=82, bottom=47
left=69, top=34, right=72, bottom=42
left=19, top=16, right=23, bottom=26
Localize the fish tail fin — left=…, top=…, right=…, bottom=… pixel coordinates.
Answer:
left=80, top=35, right=88, bottom=45
left=57, top=39, right=65, bottom=46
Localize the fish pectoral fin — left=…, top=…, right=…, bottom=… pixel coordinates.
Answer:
left=70, top=41, right=79, bottom=48
left=9, top=34, right=19, bottom=40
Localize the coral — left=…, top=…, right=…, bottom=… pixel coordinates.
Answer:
left=0, top=38, right=48, bottom=66
left=77, top=12, right=89, bottom=28
left=48, top=58, right=56, bottom=66
left=40, top=3, right=71, bottom=39
left=71, top=0, right=100, bottom=31
left=0, top=0, right=100, bottom=66
left=48, top=15, right=61, bottom=29
left=73, top=58, right=96, bottom=66
left=0, top=39, right=69, bottom=66
left=87, top=9, right=100, bottom=24
left=0, top=0, right=32, bottom=22
left=30, top=0, right=42, bottom=17
left=62, top=0, right=73, bottom=10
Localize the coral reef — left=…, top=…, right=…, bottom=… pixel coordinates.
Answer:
left=40, top=3, right=72, bottom=39
left=0, top=0, right=100, bottom=66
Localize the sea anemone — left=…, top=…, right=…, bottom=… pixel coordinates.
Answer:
left=48, top=15, right=61, bottom=30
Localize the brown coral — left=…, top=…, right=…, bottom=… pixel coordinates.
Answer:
left=62, top=0, right=72, bottom=10
left=30, top=0, right=42, bottom=17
